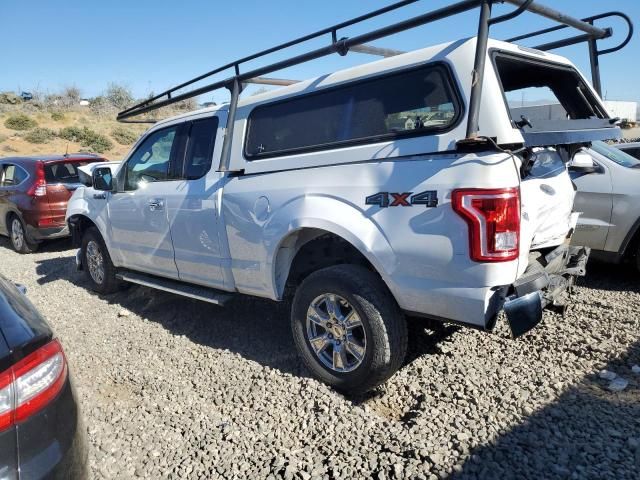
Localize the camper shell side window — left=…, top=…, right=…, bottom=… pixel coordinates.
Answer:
left=244, top=62, right=463, bottom=160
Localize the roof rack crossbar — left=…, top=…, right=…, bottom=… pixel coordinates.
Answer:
left=504, top=0, right=608, bottom=38
left=117, top=0, right=633, bottom=155
left=243, top=77, right=300, bottom=86
left=350, top=44, right=406, bottom=58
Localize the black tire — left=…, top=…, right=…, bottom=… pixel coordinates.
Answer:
left=81, top=227, right=121, bottom=294
left=291, top=264, right=407, bottom=394
left=8, top=215, right=38, bottom=254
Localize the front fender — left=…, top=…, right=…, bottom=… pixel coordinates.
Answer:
left=264, top=194, right=398, bottom=299
left=65, top=189, right=115, bottom=258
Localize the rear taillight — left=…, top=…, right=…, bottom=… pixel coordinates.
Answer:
left=27, top=162, right=47, bottom=197
left=452, top=188, right=520, bottom=262
left=0, top=340, right=67, bottom=432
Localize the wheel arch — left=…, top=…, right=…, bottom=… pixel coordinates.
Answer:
left=620, top=215, right=640, bottom=260
left=67, top=214, right=100, bottom=248
left=270, top=220, right=397, bottom=300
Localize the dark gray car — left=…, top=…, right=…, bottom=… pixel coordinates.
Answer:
left=0, top=274, right=87, bottom=479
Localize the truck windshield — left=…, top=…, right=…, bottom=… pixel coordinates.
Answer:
left=591, top=141, right=640, bottom=168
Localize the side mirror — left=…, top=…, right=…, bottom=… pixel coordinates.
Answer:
left=92, top=167, right=113, bottom=191
left=569, top=151, right=598, bottom=174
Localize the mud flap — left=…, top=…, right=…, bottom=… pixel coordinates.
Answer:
left=75, top=249, right=83, bottom=272
left=503, top=291, right=543, bottom=338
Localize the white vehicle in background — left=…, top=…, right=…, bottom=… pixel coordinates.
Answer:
left=66, top=1, right=631, bottom=393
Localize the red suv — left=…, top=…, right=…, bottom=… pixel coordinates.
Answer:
left=0, top=154, right=106, bottom=253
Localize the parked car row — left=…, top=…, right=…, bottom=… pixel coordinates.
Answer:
left=0, top=154, right=106, bottom=253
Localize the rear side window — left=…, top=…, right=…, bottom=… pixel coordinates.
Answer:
left=245, top=64, right=460, bottom=159
left=44, top=162, right=89, bottom=184
left=0, top=164, right=28, bottom=187
left=183, top=117, right=218, bottom=179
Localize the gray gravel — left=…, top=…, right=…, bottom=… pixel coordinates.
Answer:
left=1, top=237, right=639, bottom=479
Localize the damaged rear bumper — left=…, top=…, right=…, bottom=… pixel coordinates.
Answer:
left=503, top=245, right=590, bottom=338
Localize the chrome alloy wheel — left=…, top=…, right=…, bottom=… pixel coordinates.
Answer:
left=305, top=293, right=367, bottom=373
left=11, top=218, right=25, bottom=251
left=86, top=240, right=105, bottom=285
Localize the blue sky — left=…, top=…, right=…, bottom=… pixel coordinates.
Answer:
left=1, top=0, right=638, bottom=104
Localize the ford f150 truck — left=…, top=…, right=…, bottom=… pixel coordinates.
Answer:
left=66, top=1, right=630, bottom=393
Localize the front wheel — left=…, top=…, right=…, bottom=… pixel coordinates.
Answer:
left=81, top=227, right=121, bottom=294
left=291, top=265, right=407, bottom=394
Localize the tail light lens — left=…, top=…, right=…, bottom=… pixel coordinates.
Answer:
left=27, top=162, right=47, bottom=197
left=0, top=340, right=67, bottom=432
left=452, top=188, right=520, bottom=262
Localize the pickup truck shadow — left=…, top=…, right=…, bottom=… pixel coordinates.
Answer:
left=451, top=340, right=640, bottom=479
left=579, top=261, right=640, bottom=293
left=33, top=255, right=456, bottom=382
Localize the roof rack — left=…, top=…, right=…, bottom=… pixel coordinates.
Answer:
left=117, top=0, right=633, bottom=170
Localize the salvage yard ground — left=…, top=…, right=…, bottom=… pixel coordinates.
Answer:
left=0, top=238, right=638, bottom=479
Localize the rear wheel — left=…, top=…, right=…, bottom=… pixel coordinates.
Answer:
left=81, top=227, right=121, bottom=294
left=291, top=264, right=407, bottom=394
left=9, top=216, right=38, bottom=254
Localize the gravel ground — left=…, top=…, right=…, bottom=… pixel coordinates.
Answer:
left=1, top=237, right=638, bottom=480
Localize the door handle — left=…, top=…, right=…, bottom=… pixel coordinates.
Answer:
left=148, top=199, right=165, bottom=211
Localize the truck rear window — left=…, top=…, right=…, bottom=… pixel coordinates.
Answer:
left=494, top=52, right=608, bottom=124
left=45, top=162, right=89, bottom=184
left=245, top=63, right=461, bottom=159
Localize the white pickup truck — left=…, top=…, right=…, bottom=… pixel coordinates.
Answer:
left=66, top=2, right=628, bottom=392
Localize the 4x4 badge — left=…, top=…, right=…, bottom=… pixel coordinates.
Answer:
left=365, top=190, right=438, bottom=208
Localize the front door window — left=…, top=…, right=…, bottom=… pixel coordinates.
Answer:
left=124, top=127, right=178, bottom=191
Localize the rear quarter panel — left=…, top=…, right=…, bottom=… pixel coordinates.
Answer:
left=222, top=151, right=521, bottom=325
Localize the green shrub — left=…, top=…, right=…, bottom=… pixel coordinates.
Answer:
left=4, top=113, right=37, bottom=130
left=24, top=127, right=56, bottom=144
left=81, top=129, right=113, bottom=153
left=59, top=126, right=112, bottom=153
left=51, top=111, right=65, bottom=121
left=58, top=126, right=85, bottom=142
left=111, top=126, right=138, bottom=145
